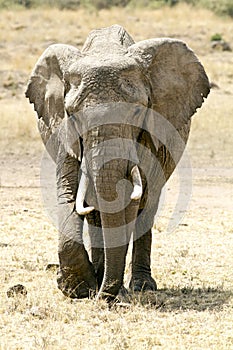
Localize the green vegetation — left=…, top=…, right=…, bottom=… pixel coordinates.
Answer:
left=210, top=33, right=223, bottom=41
left=0, top=0, right=233, bottom=17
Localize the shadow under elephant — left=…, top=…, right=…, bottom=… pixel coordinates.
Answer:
left=121, top=286, right=232, bottom=312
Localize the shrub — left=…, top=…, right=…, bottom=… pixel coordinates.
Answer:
left=211, top=0, right=233, bottom=17
left=210, top=33, right=223, bottom=42
left=186, top=0, right=233, bottom=17
left=82, top=0, right=130, bottom=10
left=0, top=0, right=232, bottom=17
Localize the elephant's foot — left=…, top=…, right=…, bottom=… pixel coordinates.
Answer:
left=57, top=241, right=97, bottom=299
left=129, top=274, right=157, bottom=292
left=57, top=268, right=96, bottom=299
left=116, top=285, right=131, bottom=303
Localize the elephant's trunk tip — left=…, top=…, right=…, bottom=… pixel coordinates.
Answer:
left=130, top=165, right=143, bottom=201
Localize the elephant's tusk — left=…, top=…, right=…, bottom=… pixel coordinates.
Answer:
left=130, top=165, right=143, bottom=201
left=76, top=171, right=95, bottom=215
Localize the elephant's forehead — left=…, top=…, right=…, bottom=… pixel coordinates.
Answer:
left=69, top=55, right=137, bottom=75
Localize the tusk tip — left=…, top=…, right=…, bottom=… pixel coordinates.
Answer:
left=76, top=206, right=95, bottom=215
left=131, top=185, right=142, bottom=201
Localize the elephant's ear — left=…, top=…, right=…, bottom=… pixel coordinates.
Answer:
left=127, top=38, right=210, bottom=130
left=25, top=44, right=82, bottom=159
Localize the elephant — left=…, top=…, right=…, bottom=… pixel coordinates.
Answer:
left=26, top=24, right=210, bottom=301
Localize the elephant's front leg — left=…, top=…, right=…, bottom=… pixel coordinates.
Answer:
left=56, top=149, right=96, bottom=298
left=129, top=205, right=159, bottom=292
left=130, top=229, right=157, bottom=292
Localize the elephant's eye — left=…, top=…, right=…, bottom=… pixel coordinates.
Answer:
left=69, top=74, right=82, bottom=87
left=119, top=72, right=149, bottom=106
left=120, top=78, right=135, bottom=94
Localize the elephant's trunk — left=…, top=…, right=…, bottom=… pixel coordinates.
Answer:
left=76, top=171, right=95, bottom=215
left=94, top=160, right=141, bottom=301
left=97, top=244, right=128, bottom=301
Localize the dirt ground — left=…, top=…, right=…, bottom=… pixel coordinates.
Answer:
left=0, top=5, right=233, bottom=349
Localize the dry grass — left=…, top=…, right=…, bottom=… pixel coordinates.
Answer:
left=0, top=99, right=39, bottom=142
left=0, top=4, right=233, bottom=350
left=0, top=3, right=233, bottom=139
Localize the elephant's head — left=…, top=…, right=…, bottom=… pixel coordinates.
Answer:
left=26, top=25, right=210, bottom=299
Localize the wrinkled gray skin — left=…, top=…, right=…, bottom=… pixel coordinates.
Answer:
left=26, top=25, right=210, bottom=301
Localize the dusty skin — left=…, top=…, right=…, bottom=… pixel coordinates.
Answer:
left=0, top=4, right=233, bottom=349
